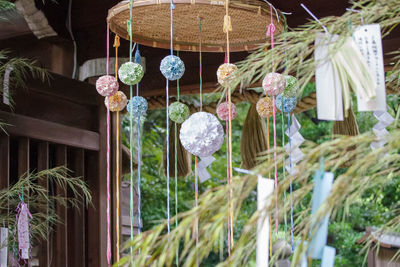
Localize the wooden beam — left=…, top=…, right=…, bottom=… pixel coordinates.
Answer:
left=37, top=142, right=50, bottom=267
left=1, top=111, right=99, bottom=151
left=53, top=145, right=68, bottom=267
left=27, top=72, right=98, bottom=106
left=67, top=148, right=86, bottom=267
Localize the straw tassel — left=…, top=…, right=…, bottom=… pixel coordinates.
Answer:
left=241, top=104, right=268, bottom=169
left=332, top=106, right=359, bottom=136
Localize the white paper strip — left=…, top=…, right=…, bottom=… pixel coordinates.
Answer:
left=0, top=227, right=8, bottom=267
left=315, top=33, right=344, bottom=121
left=370, top=110, right=395, bottom=150
left=353, top=24, right=386, bottom=111
left=256, top=175, right=275, bottom=267
left=285, top=115, right=305, bottom=175
left=2, top=66, right=13, bottom=106
left=198, top=156, right=216, bottom=183
left=321, top=246, right=336, bottom=267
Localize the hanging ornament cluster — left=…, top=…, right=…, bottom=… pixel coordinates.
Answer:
left=118, top=62, right=144, bottom=85
left=127, top=96, right=148, bottom=117
left=169, top=101, right=190, bottom=124
left=217, top=101, right=237, bottom=121
left=160, top=55, right=185, bottom=81
left=256, top=97, right=273, bottom=118
left=276, top=95, right=297, bottom=114
left=96, top=75, right=119, bottom=97
left=262, top=72, right=286, bottom=96
left=217, top=63, right=238, bottom=87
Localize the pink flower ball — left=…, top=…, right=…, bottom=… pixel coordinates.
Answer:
left=262, top=72, right=286, bottom=96
left=216, top=101, right=237, bottom=121
left=96, top=75, right=119, bottom=97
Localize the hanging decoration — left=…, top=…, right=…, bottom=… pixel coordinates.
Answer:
left=256, top=97, right=273, bottom=118
left=217, top=63, right=237, bottom=87
left=118, top=62, right=144, bottom=85
left=105, top=91, right=128, bottom=112
left=370, top=109, right=395, bottom=150
left=0, top=226, right=7, bottom=266
left=282, top=75, right=298, bottom=98
left=180, top=112, right=224, bottom=182
left=303, top=161, right=336, bottom=267
left=285, top=114, right=305, bottom=175
left=16, top=200, right=32, bottom=260
left=127, top=96, right=148, bottom=117
left=276, top=95, right=297, bottom=114
left=217, top=101, right=237, bottom=121
left=96, top=75, right=119, bottom=97
left=262, top=72, right=286, bottom=96
left=160, top=55, right=185, bottom=81
left=169, top=101, right=190, bottom=124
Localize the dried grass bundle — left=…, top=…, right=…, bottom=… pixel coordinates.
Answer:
left=241, top=104, right=268, bottom=169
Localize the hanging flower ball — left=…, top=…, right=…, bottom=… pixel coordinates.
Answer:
left=127, top=96, right=148, bottom=117
left=160, top=55, right=185, bottom=81
left=95, top=75, right=119, bottom=97
left=118, top=62, right=144, bottom=85
left=283, top=75, right=298, bottom=98
left=104, top=91, right=128, bottom=112
left=256, top=97, right=273, bottom=118
left=276, top=94, right=297, bottom=113
left=216, top=101, right=237, bottom=121
left=180, top=112, right=224, bottom=157
left=169, top=102, right=190, bottom=124
left=262, top=72, right=286, bottom=96
left=217, top=63, right=238, bottom=87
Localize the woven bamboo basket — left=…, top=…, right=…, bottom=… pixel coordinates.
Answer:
left=107, top=0, right=283, bottom=52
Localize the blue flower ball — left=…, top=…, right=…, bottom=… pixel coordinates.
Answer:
left=276, top=94, right=297, bottom=113
left=127, top=96, right=148, bottom=117
left=160, top=55, right=185, bottom=81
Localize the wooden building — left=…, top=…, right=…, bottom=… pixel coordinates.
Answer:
left=358, top=227, right=400, bottom=267
left=0, top=0, right=399, bottom=266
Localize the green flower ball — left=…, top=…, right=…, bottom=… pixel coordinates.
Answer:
left=169, top=102, right=190, bottom=124
left=118, top=62, right=144, bottom=85
left=283, top=75, right=298, bottom=98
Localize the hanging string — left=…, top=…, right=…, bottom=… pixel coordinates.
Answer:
left=223, top=0, right=234, bottom=249
left=106, top=23, right=112, bottom=266
left=166, top=0, right=175, bottom=236
left=267, top=4, right=279, bottom=239
left=288, top=113, right=294, bottom=251
left=113, top=34, right=121, bottom=262
left=128, top=0, right=135, bottom=255
left=266, top=117, right=272, bottom=258
left=199, top=19, right=203, bottom=110
left=225, top=89, right=231, bottom=258
left=281, top=111, right=287, bottom=238
left=174, top=50, right=180, bottom=267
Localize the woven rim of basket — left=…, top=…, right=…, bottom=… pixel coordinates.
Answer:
left=107, top=0, right=283, bottom=52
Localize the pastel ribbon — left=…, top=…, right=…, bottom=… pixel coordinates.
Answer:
left=370, top=109, right=394, bottom=150
left=285, top=114, right=305, bottom=175
left=0, top=227, right=8, bottom=267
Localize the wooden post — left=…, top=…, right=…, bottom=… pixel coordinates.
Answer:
left=67, top=148, right=86, bottom=266
left=53, top=145, right=68, bottom=267
left=37, top=142, right=50, bottom=267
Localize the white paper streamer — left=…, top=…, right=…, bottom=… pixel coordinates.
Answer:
left=256, top=175, right=275, bottom=267
left=2, top=66, right=13, bottom=106
left=315, top=33, right=344, bottom=121
left=370, top=110, right=394, bottom=150
left=197, top=156, right=216, bottom=183
left=0, top=227, right=8, bottom=267
left=285, top=115, right=305, bottom=175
